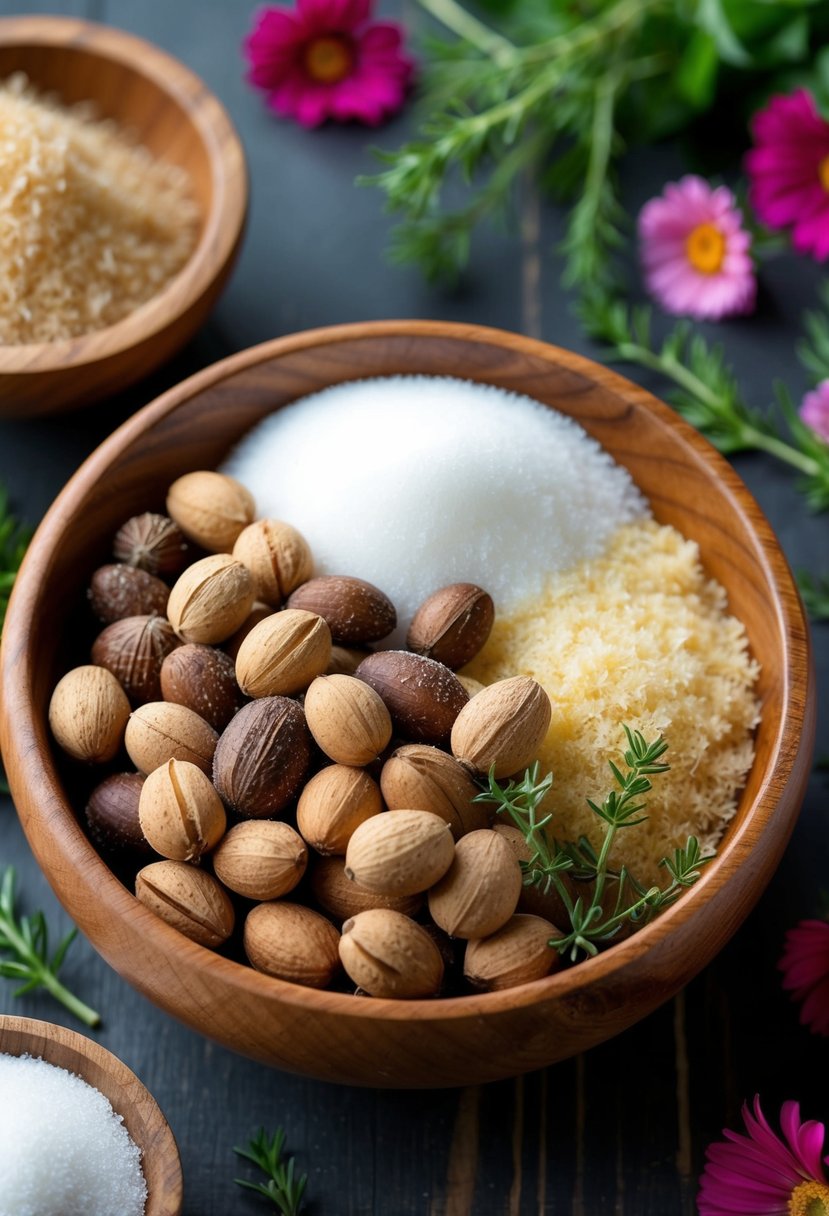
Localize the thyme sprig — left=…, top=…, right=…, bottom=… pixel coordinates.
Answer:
left=475, top=727, right=712, bottom=962
left=582, top=293, right=829, bottom=511
left=234, top=1127, right=307, bottom=1216
left=0, top=867, right=100, bottom=1027
left=799, top=280, right=829, bottom=385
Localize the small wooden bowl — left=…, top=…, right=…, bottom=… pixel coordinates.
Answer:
left=0, top=16, right=247, bottom=417
left=0, top=1015, right=182, bottom=1214
left=0, top=321, right=815, bottom=1088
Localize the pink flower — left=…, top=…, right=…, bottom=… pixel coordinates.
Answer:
left=745, top=89, right=829, bottom=262
left=698, top=1096, right=829, bottom=1215
left=638, top=176, right=756, bottom=321
left=244, top=0, right=414, bottom=128
left=780, top=918, right=829, bottom=1034
left=800, top=383, right=829, bottom=446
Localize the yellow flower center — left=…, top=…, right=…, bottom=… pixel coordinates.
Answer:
left=304, top=35, right=353, bottom=84
left=685, top=222, right=727, bottom=274
left=789, top=1179, right=829, bottom=1216
left=819, top=155, right=829, bottom=193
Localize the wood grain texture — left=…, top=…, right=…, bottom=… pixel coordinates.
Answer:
left=0, top=320, right=815, bottom=1088
left=0, top=1015, right=182, bottom=1214
left=0, top=15, right=247, bottom=417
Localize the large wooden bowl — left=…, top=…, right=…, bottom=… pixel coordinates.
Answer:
left=0, top=1015, right=182, bottom=1214
left=0, top=321, right=815, bottom=1087
left=0, top=16, right=246, bottom=417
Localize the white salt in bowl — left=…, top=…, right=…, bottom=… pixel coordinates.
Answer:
left=0, top=320, right=815, bottom=1088
left=0, top=1016, right=182, bottom=1215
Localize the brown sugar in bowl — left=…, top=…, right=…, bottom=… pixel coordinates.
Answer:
left=0, top=1015, right=182, bottom=1215
left=0, top=15, right=247, bottom=417
left=0, top=320, right=815, bottom=1088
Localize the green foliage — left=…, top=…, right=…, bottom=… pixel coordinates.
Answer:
left=799, top=280, right=829, bottom=384
left=474, top=728, right=712, bottom=963
left=0, top=483, right=29, bottom=631
left=234, top=1128, right=307, bottom=1216
left=797, top=569, right=829, bottom=620
left=0, top=867, right=100, bottom=1027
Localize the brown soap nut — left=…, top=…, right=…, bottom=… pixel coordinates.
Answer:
left=296, top=764, right=383, bottom=856
left=113, top=512, right=190, bottom=576
left=88, top=564, right=170, bottom=624
left=287, top=575, right=396, bottom=645
left=91, top=615, right=181, bottom=704
left=428, top=830, right=522, bottom=940
left=85, top=772, right=152, bottom=858
left=309, top=856, right=423, bottom=922
left=303, top=674, right=392, bottom=766
left=166, top=470, right=255, bottom=552
left=212, top=820, right=307, bottom=901
left=231, top=519, right=313, bottom=606
left=345, top=809, right=455, bottom=897
left=136, top=860, right=234, bottom=948
left=223, top=602, right=274, bottom=661
left=213, top=696, right=311, bottom=818
left=160, top=643, right=244, bottom=732
left=450, top=675, right=552, bottom=778
left=125, top=701, right=218, bottom=775
left=339, top=909, right=443, bottom=999
left=354, top=651, right=468, bottom=747
left=491, top=824, right=576, bottom=926
left=244, top=901, right=341, bottom=989
left=235, top=609, right=331, bottom=698
left=380, top=744, right=487, bottom=840
left=407, top=583, right=494, bottom=670
left=463, top=914, right=561, bottom=992
left=138, top=758, right=226, bottom=861
left=167, top=554, right=255, bottom=645
left=49, top=665, right=131, bottom=763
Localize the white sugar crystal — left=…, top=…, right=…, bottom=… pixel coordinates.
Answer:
left=223, top=376, right=648, bottom=641
left=0, top=1053, right=147, bottom=1216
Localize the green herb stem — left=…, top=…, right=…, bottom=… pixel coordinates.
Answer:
left=417, top=0, right=517, bottom=66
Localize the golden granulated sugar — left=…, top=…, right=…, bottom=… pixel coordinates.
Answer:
left=0, top=74, right=199, bottom=344
left=463, top=518, right=760, bottom=884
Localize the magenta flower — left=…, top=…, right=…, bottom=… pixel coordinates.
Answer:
left=244, top=0, right=414, bottom=128
left=698, top=1096, right=829, bottom=1215
left=800, top=382, right=829, bottom=445
left=780, top=918, right=829, bottom=1035
left=745, top=89, right=829, bottom=262
left=638, top=176, right=756, bottom=321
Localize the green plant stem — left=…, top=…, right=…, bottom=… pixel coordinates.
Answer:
left=616, top=336, right=822, bottom=477
left=0, top=913, right=99, bottom=1028
left=417, top=0, right=517, bottom=66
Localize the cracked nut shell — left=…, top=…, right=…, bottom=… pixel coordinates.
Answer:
left=287, top=575, right=396, bottom=645
left=235, top=608, right=331, bottom=697
left=138, top=758, right=226, bottom=861
left=463, top=914, right=561, bottom=992
left=344, top=808, right=455, bottom=896
left=91, top=615, right=181, bottom=704
left=167, top=554, right=255, bottom=645
left=428, top=829, right=522, bottom=939
left=303, top=674, right=392, bottom=766
left=407, top=583, right=494, bottom=670
left=213, top=820, right=307, bottom=901
left=297, top=764, right=383, bottom=856
left=136, top=860, right=234, bottom=948
left=232, top=518, right=313, bottom=606
left=450, top=675, right=552, bottom=778
left=380, top=744, right=487, bottom=839
left=339, top=909, right=444, bottom=999
left=125, top=701, right=218, bottom=775
left=166, top=470, right=255, bottom=553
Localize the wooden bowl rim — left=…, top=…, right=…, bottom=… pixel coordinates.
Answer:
left=0, top=14, right=247, bottom=371
left=1, top=319, right=811, bottom=1024
left=0, top=1014, right=182, bottom=1212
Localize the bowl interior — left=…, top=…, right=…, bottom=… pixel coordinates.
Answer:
left=0, top=35, right=212, bottom=244
left=1, top=323, right=813, bottom=1085
left=0, top=1016, right=182, bottom=1215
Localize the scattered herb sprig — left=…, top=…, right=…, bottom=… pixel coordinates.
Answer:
left=0, top=481, right=29, bottom=631
left=582, top=293, right=829, bottom=511
left=475, top=727, right=713, bottom=962
left=797, top=569, right=829, bottom=621
left=234, top=1127, right=307, bottom=1216
left=0, top=867, right=100, bottom=1027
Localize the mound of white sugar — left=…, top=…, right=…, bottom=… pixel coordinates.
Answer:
left=0, top=1054, right=147, bottom=1216
left=223, top=376, right=648, bottom=637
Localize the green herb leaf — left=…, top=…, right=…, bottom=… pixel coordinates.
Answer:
left=0, top=482, right=30, bottom=632
left=0, top=867, right=100, bottom=1027
left=797, top=569, right=829, bottom=620
left=234, top=1128, right=307, bottom=1216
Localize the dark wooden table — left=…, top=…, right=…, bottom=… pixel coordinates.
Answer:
left=1, top=2, right=828, bottom=1212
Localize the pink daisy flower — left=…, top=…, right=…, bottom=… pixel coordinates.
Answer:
left=698, top=1096, right=829, bottom=1216
left=745, top=89, right=829, bottom=262
left=800, top=383, right=829, bottom=446
left=780, top=918, right=829, bottom=1034
left=638, top=176, right=756, bottom=321
left=244, top=0, right=414, bottom=129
